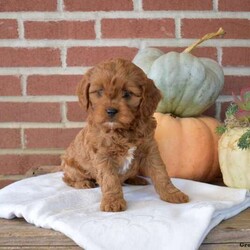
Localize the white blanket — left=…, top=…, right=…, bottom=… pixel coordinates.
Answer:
left=0, top=172, right=249, bottom=250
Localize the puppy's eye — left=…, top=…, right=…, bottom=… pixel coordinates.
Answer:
left=122, top=90, right=132, bottom=99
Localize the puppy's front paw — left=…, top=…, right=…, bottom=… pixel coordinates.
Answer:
left=161, top=190, right=189, bottom=204
left=100, top=197, right=127, bottom=212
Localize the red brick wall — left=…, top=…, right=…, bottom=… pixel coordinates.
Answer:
left=0, top=0, right=250, bottom=187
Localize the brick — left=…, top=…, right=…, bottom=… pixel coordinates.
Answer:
left=64, top=0, right=133, bottom=11
left=27, top=75, right=82, bottom=95
left=67, top=47, right=138, bottom=66
left=102, top=19, right=175, bottom=38
left=0, top=154, right=61, bottom=175
left=24, top=21, right=96, bottom=40
left=181, top=19, right=250, bottom=39
left=0, top=179, right=16, bottom=189
left=143, top=0, right=212, bottom=10
left=202, top=104, right=216, bottom=118
left=157, top=47, right=217, bottom=61
left=0, top=0, right=57, bottom=12
left=219, top=0, right=250, bottom=11
left=222, top=76, right=250, bottom=95
left=0, top=48, right=61, bottom=67
left=0, top=129, right=21, bottom=148
left=189, top=47, right=217, bottom=61
left=25, top=128, right=81, bottom=148
left=0, top=75, right=21, bottom=95
left=0, top=19, right=18, bottom=39
left=222, top=47, right=250, bottom=66
left=0, top=102, right=61, bottom=122
left=67, top=102, right=87, bottom=122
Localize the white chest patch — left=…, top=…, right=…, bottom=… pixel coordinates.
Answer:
left=118, top=146, right=137, bottom=175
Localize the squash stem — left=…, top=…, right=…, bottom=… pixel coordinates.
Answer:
left=183, top=27, right=226, bottom=53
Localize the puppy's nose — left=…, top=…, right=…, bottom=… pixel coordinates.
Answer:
left=106, top=108, right=118, bottom=117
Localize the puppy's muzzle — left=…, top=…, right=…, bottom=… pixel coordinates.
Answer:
left=106, top=108, right=118, bottom=118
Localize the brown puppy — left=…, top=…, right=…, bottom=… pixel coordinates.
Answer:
left=62, top=58, right=189, bottom=212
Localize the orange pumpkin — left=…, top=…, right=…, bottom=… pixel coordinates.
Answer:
left=153, top=113, right=221, bottom=182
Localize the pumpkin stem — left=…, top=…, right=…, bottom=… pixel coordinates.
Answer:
left=183, top=27, right=226, bottom=53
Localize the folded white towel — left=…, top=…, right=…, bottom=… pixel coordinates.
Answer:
left=0, top=172, right=249, bottom=250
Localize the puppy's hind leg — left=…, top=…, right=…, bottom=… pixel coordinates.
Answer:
left=125, top=176, right=149, bottom=185
left=62, top=159, right=96, bottom=189
left=64, top=176, right=96, bottom=189
left=141, top=143, right=189, bottom=204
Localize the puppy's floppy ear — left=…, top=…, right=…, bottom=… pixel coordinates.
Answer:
left=140, top=78, right=162, bottom=117
left=76, top=72, right=91, bottom=111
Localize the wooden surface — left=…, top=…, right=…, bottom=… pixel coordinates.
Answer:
left=0, top=208, right=249, bottom=250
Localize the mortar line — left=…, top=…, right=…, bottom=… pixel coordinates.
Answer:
left=17, top=19, right=24, bottom=40
left=213, top=0, right=219, bottom=11
left=21, top=75, right=27, bottom=96
left=133, top=0, right=143, bottom=11
left=20, top=127, right=26, bottom=149
left=57, top=0, right=64, bottom=12
left=175, top=18, right=181, bottom=39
